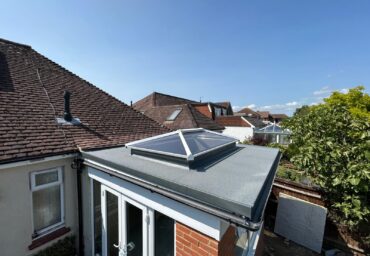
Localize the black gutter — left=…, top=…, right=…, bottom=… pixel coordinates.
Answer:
left=72, top=157, right=84, bottom=256
left=83, top=158, right=264, bottom=231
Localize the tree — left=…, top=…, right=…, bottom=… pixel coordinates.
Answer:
left=283, top=87, right=370, bottom=228
left=324, top=86, right=370, bottom=121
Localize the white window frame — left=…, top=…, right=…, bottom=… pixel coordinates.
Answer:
left=31, top=167, right=65, bottom=237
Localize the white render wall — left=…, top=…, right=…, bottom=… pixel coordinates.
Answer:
left=221, top=126, right=254, bottom=142
left=0, top=156, right=78, bottom=256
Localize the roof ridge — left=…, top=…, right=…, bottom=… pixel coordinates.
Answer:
left=153, top=91, right=197, bottom=104
left=0, top=38, right=31, bottom=49
left=186, top=104, right=200, bottom=128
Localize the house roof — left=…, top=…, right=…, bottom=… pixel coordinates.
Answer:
left=243, top=116, right=266, bottom=128
left=215, top=116, right=251, bottom=127
left=270, top=113, right=289, bottom=119
left=215, top=101, right=230, bottom=107
left=133, top=92, right=196, bottom=112
left=142, top=104, right=224, bottom=131
left=237, top=107, right=260, bottom=117
left=256, top=111, right=270, bottom=119
left=0, top=38, right=169, bottom=164
left=82, top=142, right=280, bottom=223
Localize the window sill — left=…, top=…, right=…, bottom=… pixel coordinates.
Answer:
left=28, top=226, right=71, bottom=250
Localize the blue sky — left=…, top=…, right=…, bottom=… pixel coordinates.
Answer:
left=1, top=1, right=369, bottom=115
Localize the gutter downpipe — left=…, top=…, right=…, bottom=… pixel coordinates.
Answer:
left=83, top=158, right=264, bottom=231
left=72, top=156, right=84, bottom=256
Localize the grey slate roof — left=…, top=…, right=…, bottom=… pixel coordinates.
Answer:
left=82, top=144, right=280, bottom=222
left=243, top=116, right=266, bottom=128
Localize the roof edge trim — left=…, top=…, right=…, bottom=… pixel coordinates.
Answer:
left=83, top=158, right=262, bottom=231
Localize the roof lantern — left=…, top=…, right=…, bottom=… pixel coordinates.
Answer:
left=126, top=128, right=238, bottom=166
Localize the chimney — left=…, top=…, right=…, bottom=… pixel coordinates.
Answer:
left=64, top=91, right=73, bottom=122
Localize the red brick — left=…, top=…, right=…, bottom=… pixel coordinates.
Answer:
left=190, top=230, right=211, bottom=245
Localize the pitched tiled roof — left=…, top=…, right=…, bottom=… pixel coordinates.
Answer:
left=237, top=107, right=260, bottom=118
left=0, top=39, right=169, bottom=164
left=270, top=113, right=288, bottom=119
left=257, top=111, right=271, bottom=119
left=243, top=116, right=266, bottom=128
left=133, top=92, right=196, bottom=112
left=215, top=116, right=251, bottom=127
left=142, top=104, right=224, bottom=131
left=215, top=101, right=230, bottom=108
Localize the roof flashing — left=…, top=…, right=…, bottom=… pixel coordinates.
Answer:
left=56, top=117, right=81, bottom=126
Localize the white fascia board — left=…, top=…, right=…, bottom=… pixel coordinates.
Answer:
left=87, top=166, right=223, bottom=241
left=241, top=116, right=255, bottom=128
left=0, top=154, right=75, bottom=170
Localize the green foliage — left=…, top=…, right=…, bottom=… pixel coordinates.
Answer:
left=33, top=236, right=76, bottom=256
left=324, top=86, right=370, bottom=121
left=283, top=87, right=370, bottom=228
left=277, top=164, right=306, bottom=183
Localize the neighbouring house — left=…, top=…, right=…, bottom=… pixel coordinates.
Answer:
left=191, top=102, right=231, bottom=119
left=0, top=38, right=168, bottom=256
left=270, top=113, right=288, bottom=124
left=215, top=101, right=234, bottom=115
left=0, top=38, right=280, bottom=256
left=215, top=115, right=266, bottom=142
left=236, top=107, right=261, bottom=119
left=133, top=91, right=195, bottom=113
left=135, top=104, right=224, bottom=131
left=133, top=92, right=228, bottom=131
left=256, top=111, right=271, bottom=123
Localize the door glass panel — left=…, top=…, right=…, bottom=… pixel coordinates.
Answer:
left=106, top=191, right=119, bottom=256
left=155, top=212, right=174, bottom=256
left=126, top=202, right=143, bottom=256
left=93, top=180, right=102, bottom=256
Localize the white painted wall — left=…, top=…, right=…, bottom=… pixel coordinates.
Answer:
left=222, top=126, right=254, bottom=142
left=0, top=157, right=78, bottom=256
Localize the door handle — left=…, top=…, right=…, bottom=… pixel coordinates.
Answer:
left=127, top=242, right=135, bottom=251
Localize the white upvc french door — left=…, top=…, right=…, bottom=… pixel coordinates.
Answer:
left=101, top=185, right=150, bottom=256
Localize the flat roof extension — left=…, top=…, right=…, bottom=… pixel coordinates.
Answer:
left=82, top=143, right=280, bottom=227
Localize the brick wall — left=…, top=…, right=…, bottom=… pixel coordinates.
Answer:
left=175, top=222, right=236, bottom=256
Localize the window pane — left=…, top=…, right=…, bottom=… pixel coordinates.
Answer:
left=126, top=202, right=143, bottom=256
left=93, top=180, right=102, bottom=256
left=184, top=130, right=236, bottom=155
left=33, top=185, right=61, bottom=232
left=166, top=108, right=182, bottom=121
left=35, top=170, right=59, bottom=186
left=106, top=191, right=119, bottom=256
left=155, top=212, right=174, bottom=256
left=132, top=134, right=186, bottom=156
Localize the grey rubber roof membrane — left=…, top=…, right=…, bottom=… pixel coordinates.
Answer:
left=82, top=140, right=281, bottom=223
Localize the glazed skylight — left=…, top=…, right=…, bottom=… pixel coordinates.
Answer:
left=126, top=128, right=238, bottom=161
